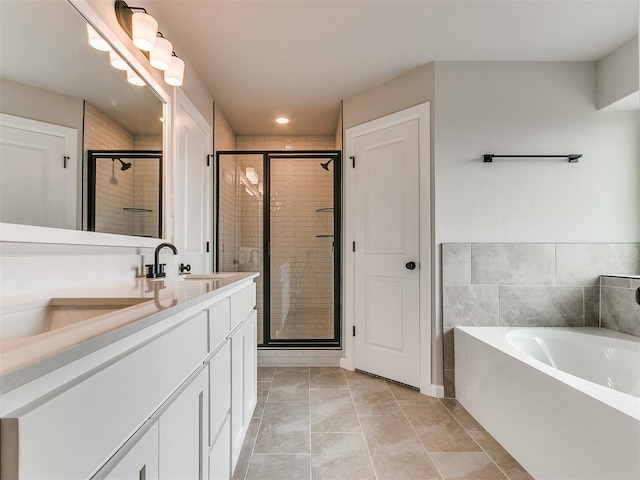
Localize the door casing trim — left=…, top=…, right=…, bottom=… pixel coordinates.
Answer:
left=342, top=102, right=441, bottom=397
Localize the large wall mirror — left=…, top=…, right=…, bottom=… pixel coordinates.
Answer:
left=0, top=0, right=166, bottom=241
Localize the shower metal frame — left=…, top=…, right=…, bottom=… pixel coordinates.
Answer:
left=215, top=150, right=342, bottom=348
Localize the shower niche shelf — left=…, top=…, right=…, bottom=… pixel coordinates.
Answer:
left=123, top=207, right=153, bottom=213
left=315, top=207, right=333, bottom=213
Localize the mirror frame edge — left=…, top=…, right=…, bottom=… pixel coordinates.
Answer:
left=0, top=0, right=173, bottom=248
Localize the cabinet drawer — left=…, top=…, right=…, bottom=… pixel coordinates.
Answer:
left=230, top=283, right=256, bottom=330
left=91, top=420, right=159, bottom=480
left=0, top=312, right=208, bottom=480
left=207, top=297, right=230, bottom=352
left=207, top=340, right=231, bottom=447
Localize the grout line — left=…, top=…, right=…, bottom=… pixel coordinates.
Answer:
left=437, top=398, right=517, bottom=480
left=387, top=381, right=444, bottom=480
left=345, top=369, right=379, bottom=480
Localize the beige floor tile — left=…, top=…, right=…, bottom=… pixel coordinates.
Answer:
left=440, top=398, right=485, bottom=432
left=257, top=366, right=275, bottom=382
left=310, top=367, right=348, bottom=389
left=386, top=381, right=441, bottom=405
left=253, top=381, right=271, bottom=419
left=311, top=432, right=376, bottom=480
left=344, top=369, right=377, bottom=381
left=245, top=453, right=310, bottom=480
left=310, top=389, right=361, bottom=433
left=401, top=402, right=481, bottom=452
left=348, top=379, right=403, bottom=416
left=471, top=432, right=534, bottom=480
left=268, top=370, right=310, bottom=402
left=430, top=452, right=507, bottom=479
left=232, top=418, right=261, bottom=480
left=359, top=415, right=441, bottom=480
left=274, top=367, right=310, bottom=375
left=253, top=402, right=310, bottom=453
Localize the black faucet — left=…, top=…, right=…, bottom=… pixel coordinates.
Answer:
left=145, top=242, right=178, bottom=278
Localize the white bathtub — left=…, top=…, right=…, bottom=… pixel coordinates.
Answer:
left=455, top=327, right=640, bottom=480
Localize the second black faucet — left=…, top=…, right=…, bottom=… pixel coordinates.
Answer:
left=146, top=242, right=178, bottom=279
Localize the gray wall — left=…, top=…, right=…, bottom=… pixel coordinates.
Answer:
left=442, top=243, right=640, bottom=397
left=601, top=275, right=640, bottom=337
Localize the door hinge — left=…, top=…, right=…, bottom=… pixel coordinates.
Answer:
left=63, top=156, right=69, bottom=168
left=206, top=154, right=213, bottom=167
left=352, top=326, right=356, bottom=337
left=350, top=156, right=355, bottom=168
left=352, top=241, right=355, bottom=252
left=206, top=241, right=210, bottom=253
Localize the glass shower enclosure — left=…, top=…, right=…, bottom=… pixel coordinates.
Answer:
left=216, top=151, right=341, bottom=347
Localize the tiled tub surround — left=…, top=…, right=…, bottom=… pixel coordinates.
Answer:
left=232, top=367, right=532, bottom=480
left=601, top=275, right=640, bottom=337
left=442, top=243, right=640, bottom=396
left=455, top=327, right=640, bottom=480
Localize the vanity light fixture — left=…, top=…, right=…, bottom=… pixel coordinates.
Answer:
left=126, top=69, right=146, bottom=86
left=164, top=54, right=185, bottom=86
left=87, top=24, right=111, bottom=51
left=149, top=33, right=173, bottom=71
left=131, top=10, right=158, bottom=51
left=109, top=50, right=129, bottom=70
left=275, top=116, right=290, bottom=125
left=115, top=0, right=186, bottom=87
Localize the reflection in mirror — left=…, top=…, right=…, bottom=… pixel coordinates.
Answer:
left=88, top=150, right=162, bottom=238
left=0, top=0, right=164, bottom=238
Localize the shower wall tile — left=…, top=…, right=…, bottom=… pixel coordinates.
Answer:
left=471, top=244, right=556, bottom=285
left=442, top=286, right=499, bottom=328
left=584, top=286, right=600, bottom=328
left=499, top=286, right=584, bottom=327
left=556, top=244, right=640, bottom=285
left=442, top=244, right=471, bottom=286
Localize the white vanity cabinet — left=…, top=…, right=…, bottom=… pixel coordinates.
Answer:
left=230, top=310, right=257, bottom=469
left=153, top=365, right=209, bottom=479
left=92, top=420, right=160, bottom=480
left=0, top=276, right=258, bottom=480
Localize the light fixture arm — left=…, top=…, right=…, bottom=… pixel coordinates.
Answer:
left=114, top=0, right=141, bottom=38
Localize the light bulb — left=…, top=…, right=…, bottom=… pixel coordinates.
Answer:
left=275, top=116, right=290, bottom=125
left=149, top=36, right=173, bottom=70
left=164, top=55, right=185, bottom=86
left=87, top=24, right=110, bottom=51
left=131, top=11, right=158, bottom=51
left=109, top=50, right=128, bottom=70
left=126, top=70, right=146, bottom=86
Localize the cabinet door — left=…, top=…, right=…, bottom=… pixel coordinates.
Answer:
left=209, top=415, right=231, bottom=480
left=154, top=366, right=209, bottom=480
left=230, top=310, right=258, bottom=471
left=243, top=311, right=257, bottom=426
left=92, top=420, right=159, bottom=480
left=208, top=340, right=231, bottom=448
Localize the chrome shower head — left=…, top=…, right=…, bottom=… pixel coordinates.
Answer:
left=114, top=158, right=132, bottom=171
left=320, top=159, right=333, bottom=171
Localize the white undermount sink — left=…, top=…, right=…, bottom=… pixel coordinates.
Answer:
left=182, top=273, right=237, bottom=280
left=0, top=297, right=152, bottom=337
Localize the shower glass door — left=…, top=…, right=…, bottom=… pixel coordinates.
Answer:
left=266, top=154, right=340, bottom=345
left=216, top=151, right=340, bottom=348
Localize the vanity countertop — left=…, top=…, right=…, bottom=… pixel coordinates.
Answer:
left=0, top=272, right=258, bottom=395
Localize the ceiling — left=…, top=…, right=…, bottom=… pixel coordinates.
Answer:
left=138, top=0, right=637, bottom=136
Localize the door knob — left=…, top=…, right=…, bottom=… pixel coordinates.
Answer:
left=405, top=261, right=416, bottom=270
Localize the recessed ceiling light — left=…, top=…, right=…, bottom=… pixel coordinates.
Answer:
left=275, top=116, right=290, bottom=125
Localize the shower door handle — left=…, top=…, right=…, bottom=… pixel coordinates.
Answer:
left=405, top=261, right=416, bottom=270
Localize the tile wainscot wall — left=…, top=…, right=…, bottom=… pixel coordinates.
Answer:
left=442, top=243, right=640, bottom=397
left=600, top=275, right=640, bottom=337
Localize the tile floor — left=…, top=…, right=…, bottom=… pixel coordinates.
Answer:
left=232, top=367, right=533, bottom=480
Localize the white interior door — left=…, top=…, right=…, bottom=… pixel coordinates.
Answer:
left=351, top=117, right=421, bottom=387
left=0, top=114, right=77, bottom=229
left=174, top=92, right=212, bottom=273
